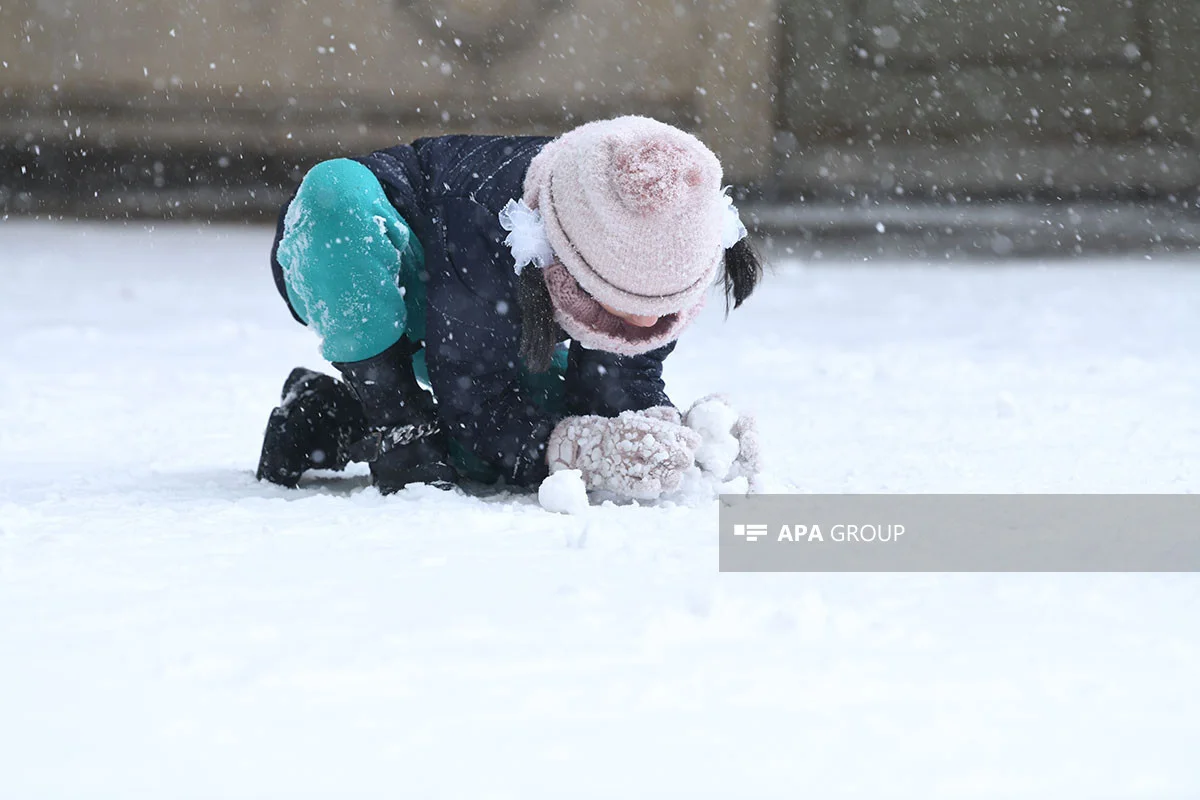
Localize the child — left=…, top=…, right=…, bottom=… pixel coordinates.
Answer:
left=256, top=115, right=763, bottom=499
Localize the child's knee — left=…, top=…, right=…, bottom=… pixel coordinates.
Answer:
left=296, top=158, right=384, bottom=214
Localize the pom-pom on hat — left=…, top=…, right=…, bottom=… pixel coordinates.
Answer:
left=523, top=116, right=727, bottom=319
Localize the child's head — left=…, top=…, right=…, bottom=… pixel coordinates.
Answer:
left=523, top=116, right=762, bottom=355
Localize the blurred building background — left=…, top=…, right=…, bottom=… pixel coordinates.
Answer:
left=3, top=0, right=1200, bottom=254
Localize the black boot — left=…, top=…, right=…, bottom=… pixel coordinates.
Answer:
left=256, top=368, right=369, bottom=488
left=332, top=338, right=458, bottom=494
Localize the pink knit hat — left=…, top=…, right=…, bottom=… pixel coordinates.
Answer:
left=524, top=116, right=729, bottom=323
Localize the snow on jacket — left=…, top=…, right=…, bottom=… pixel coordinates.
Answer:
left=270, top=135, right=676, bottom=487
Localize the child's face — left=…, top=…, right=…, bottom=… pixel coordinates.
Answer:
left=597, top=301, right=660, bottom=328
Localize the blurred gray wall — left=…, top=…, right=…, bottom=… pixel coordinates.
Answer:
left=778, top=0, right=1200, bottom=196
left=3, top=0, right=1199, bottom=234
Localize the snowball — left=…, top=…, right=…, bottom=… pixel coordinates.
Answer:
left=684, top=399, right=741, bottom=479
left=539, top=469, right=589, bottom=515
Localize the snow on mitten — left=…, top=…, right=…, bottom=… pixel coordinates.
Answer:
left=683, top=394, right=762, bottom=481
left=547, top=409, right=702, bottom=500
left=638, top=405, right=683, bottom=425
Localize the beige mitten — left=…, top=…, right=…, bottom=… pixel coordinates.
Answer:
left=547, top=409, right=702, bottom=499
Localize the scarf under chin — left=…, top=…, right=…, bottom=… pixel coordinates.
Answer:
left=540, top=262, right=704, bottom=356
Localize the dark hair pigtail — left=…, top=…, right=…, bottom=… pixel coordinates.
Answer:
left=517, top=265, right=558, bottom=373
left=721, top=237, right=763, bottom=313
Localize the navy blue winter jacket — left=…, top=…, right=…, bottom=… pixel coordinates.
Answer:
left=271, top=135, right=676, bottom=487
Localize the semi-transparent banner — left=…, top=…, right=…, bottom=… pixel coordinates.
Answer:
left=719, top=495, right=1200, bottom=572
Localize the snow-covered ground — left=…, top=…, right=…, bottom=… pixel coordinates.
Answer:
left=2, top=220, right=1198, bottom=798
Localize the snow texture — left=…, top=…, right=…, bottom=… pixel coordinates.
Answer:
left=2, top=220, right=1200, bottom=799
left=719, top=187, right=749, bottom=248
left=537, top=468, right=589, bottom=515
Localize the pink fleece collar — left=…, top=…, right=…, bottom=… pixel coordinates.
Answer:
left=542, top=262, right=704, bottom=356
